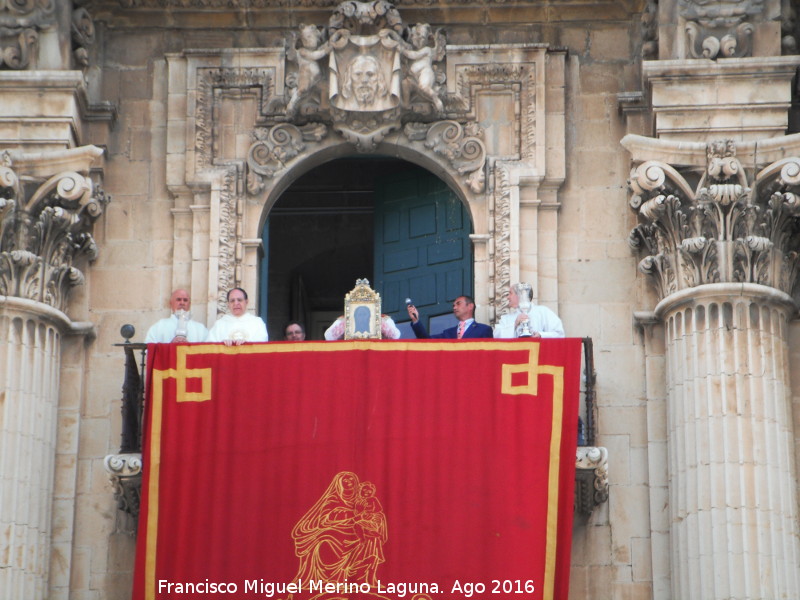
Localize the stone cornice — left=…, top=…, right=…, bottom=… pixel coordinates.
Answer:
left=5, top=145, right=104, bottom=176
left=643, top=56, right=800, bottom=80
left=100, top=0, right=632, bottom=9
left=622, top=133, right=800, bottom=168
left=90, top=0, right=639, bottom=25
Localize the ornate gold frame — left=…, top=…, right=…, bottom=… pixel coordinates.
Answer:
left=343, top=278, right=382, bottom=339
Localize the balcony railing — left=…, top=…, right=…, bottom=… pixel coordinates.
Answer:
left=104, top=333, right=609, bottom=527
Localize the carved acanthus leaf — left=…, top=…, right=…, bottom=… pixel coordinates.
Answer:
left=629, top=142, right=800, bottom=302
left=0, top=162, right=106, bottom=311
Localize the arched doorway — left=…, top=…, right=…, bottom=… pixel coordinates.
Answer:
left=262, top=157, right=473, bottom=340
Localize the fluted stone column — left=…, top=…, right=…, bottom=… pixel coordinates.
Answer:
left=0, top=147, right=104, bottom=600
left=0, top=298, right=66, bottom=599
left=626, top=138, right=800, bottom=599
left=659, top=284, right=800, bottom=598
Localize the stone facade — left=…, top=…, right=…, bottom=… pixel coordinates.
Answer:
left=1, top=1, right=800, bottom=599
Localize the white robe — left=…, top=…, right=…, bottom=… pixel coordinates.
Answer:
left=493, top=306, right=565, bottom=339
left=206, top=313, right=269, bottom=343
left=145, top=314, right=209, bottom=343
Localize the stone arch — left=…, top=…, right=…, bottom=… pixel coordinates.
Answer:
left=253, top=140, right=478, bottom=338
left=252, top=139, right=478, bottom=236
left=165, top=28, right=566, bottom=327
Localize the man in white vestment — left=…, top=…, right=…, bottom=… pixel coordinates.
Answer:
left=493, top=283, right=565, bottom=339
left=145, top=288, right=209, bottom=343
left=206, top=287, right=269, bottom=345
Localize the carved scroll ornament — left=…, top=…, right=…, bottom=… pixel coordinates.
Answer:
left=246, top=122, right=328, bottom=194
left=405, top=120, right=486, bottom=193
left=628, top=140, right=800, bottom=302
left=0, top=152, right=107, bottom=312
left=246, top=118, right=486, bottom=194
left=71, top=6, right=96, bottom=68
left=680, top=0, right=761, bottom=59
left=0, top=0, right=56, bottom=69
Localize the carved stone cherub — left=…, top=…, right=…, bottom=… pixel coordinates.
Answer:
left=400, top=23, right=445, bottom=114
left=286, top=24, right=331, bottom=118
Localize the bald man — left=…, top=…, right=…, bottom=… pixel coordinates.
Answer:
left=145, top=288, right=209, bottom=343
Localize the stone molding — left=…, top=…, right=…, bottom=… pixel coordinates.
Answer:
left=0, top=293, right=95, bottom=336
left=626, top=136, right=800, bottom=307
left=489, top=164, right=512, bottom=321
left=0, top=145, right=107, bottom=313
left=642, top=57, right=800, bottom=141
left=112, top=0, right=614, bottom=7
left=0, top=70, right=117, bottom=151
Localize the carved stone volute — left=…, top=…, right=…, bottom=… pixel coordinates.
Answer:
left=680, top=0, right=761, bottom=59
left=0, top=1, right=97, bottom=70
left=628, top=140, right=800, bottom=303
left=0, top=147, right=107, bottom=312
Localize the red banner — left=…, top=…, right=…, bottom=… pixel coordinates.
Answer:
left=134, top=339, right=582, bottom=600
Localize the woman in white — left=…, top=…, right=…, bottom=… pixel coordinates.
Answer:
left=493, top=282, right=565, bottom=338
left=206, top=288, right=269, bottom=345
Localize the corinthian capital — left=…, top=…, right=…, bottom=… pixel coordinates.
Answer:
left=0, top=146, right=107, bottom=312
left=626, top=138, right=800, bottom=304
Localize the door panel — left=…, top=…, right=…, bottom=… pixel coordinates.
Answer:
left=374, top=171, right=472, bottom=334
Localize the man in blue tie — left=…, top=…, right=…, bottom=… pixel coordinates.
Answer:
left=407, top=295, right=494, bottom=339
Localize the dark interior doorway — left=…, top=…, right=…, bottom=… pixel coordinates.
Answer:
left=264, top=157, right=416, bottom=340
left=263, top=156, right=474, bottom=341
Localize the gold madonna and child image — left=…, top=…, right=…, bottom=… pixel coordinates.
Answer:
left=157, top=472, right=537, bottom=599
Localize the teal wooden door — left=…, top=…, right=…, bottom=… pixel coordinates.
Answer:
left=374, top=171, right=473, bottom=336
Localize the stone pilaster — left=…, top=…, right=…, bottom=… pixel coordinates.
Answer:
left=625, top=135, right=800, bottom=599
left=0, top=146, right=104, bottom=600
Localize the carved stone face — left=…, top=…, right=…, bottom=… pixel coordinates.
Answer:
left=349, top=55, right=381, bottom=107
left=410, top=24, right=429, bottom=48
left=299, top=25, right=320, bottom=49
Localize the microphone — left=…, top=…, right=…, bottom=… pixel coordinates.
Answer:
left=405, top=297, right=414, bottom=306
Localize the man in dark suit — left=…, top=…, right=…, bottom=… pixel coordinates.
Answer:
left=407, top=295, right=494, bottom=339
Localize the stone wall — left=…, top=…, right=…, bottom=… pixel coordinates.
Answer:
left=1, top=1, right=799, bottom=599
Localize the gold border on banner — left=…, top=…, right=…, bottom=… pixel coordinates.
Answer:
left=144, top=340, right=570, bottom=600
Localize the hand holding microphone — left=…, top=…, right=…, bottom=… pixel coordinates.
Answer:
left=405, top=298, right=419, bottom=323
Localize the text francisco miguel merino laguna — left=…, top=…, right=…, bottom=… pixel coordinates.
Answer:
left=158, top=579, right=473, bottom=598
